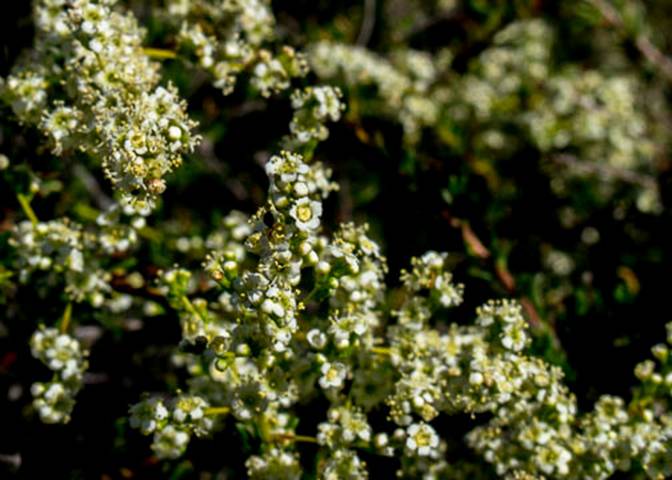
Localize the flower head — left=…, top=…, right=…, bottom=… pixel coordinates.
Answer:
left=290, top=198, right=322, bottom=232
left=406, top=422, right=439, bottom=457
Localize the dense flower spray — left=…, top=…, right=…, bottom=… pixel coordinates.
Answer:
left=2, top=1, right=672, bottom=479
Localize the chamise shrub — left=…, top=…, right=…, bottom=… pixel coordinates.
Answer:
left=2, top=1, right=672, bottom=478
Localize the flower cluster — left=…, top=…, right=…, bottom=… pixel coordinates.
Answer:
left=129, top=394, right=215, bottom=459
left=317, top=405, right=372, bottom=448
left=525, top=69, right=660, bottom=212
left=5, top=2, right=672, bottom=478
left=202, top=210, right=252, bottom=288
left=0, top=0, right=199, bottom=211
left=396, top=250, right=464, bottom=329
left=29, top=326, right=88, bottom=423
left=245, top=448, right=302, bottom=480
left=125, top=131, right=672, bottom=477
left=460, top=19, right=551, bottom=119
left=287, top=86, right=344, bottom=146
left=10, top=211, right=137, bottom=307
left=161, top=0, right=307, bottom=97
left=311, top=19, right=661, bottom=212
left=309, top=42, right=447, bottom=144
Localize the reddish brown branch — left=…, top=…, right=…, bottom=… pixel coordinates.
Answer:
left=588, top=0, right=672, bottom=83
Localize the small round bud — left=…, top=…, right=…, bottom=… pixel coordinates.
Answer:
left=375, top=433, right=389, bottom=448
left=306, top=251, right=319, bottom=266
left=147, top=178, right=167, bottom=195
left=223, top=260, right=237, bottom=272
left=469, top=372, right=484, bottom=385
left=316, top=261, right=331, bottom=275
left=168, top=126, right=182, bottom=140
left=293, top=182, right=309, bottom=196
left=299, top=241, right=312, bottom=256
left=236, top=343, right=251, bottom=356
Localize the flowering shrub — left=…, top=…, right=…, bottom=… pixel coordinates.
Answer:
left=2, top=0, right=672, bottom=478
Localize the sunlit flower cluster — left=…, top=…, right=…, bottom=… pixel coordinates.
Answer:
left=29, top=326, right=88, bottom=423
left=4, top=2, right=672, bottom=479
left=0, top=0, right=199, bottom=211
left=10, top=212, right=137, bottom=307
left=287, top=86, right=344, bottom=146
left=162, top=0, right=308, bottom=96
left=309, top=42, right=447, bottom=144
left=130, top=394, right=215, bottom=459
left=132, top=140, right=672, bottom=478
left=311, top=18, right=661, bottom=212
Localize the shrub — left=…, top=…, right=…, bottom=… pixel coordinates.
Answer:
left=2, top=1, right=672, bottom=478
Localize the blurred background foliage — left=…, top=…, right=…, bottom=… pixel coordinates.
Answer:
left=2, top=0, right=672, bottom=477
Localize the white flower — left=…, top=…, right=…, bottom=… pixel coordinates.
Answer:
left=374, top=433, right=389, bottom=448
left=173, top=407, right=187, bottom=422
left=406, top=422, right=439, bottom=457
left=168, top=125, right=182, bottom=140
left=307, top=329, right=327, bottom=349
left=501, top=323, right=527, bottom=351
left=67, top=249, right=84, bottom=272
left=129, top=397, right=168, bottom=434
left=293, top=182, right=309, bottom=196
left=469, top=371, right=484, bottom=385
left=44, top=382, right=65, bottom=402
left=319, top=362, right=347, bottom=389
left=289, top=198, right=322, bottom=232
left=152, top=425, right=190, bottom=459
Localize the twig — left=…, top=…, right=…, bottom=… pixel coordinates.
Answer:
left=587, top=0, right=621, bottom=25
left=587, top=0, right=672, bottom=82
left=0, top=453, right=21, bottom=471
left=634, top=36, right=672, bottom=82
left=444, top=211, right=558, bottom=345
left=73, top=164, right=113, bottom=210
left=449, top=218, right=491, bottom=259
left=402, top=10, right=460, bottom=41
left=356, top=0, right=376, bottom=46
left=551, top=153, right=658, bottom=190
left=271, top=433, right=318, bottom=444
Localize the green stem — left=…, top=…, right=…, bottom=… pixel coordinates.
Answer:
left=137, top=226, right=162, bottom=242
left=272, top=433, right=319, bottom=444
left=371, top=346, right=391, bottom=356
left=17, top=193, right=38, bottom=226
left=181, top=295, right=206, bottom=323
left=302, top=284, right=321, bottom=304
left=60, top=302, right=73, bottom=334
left=204, top=406, right=230, bottom=416
left=142, top=47, right=178, bottom=60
